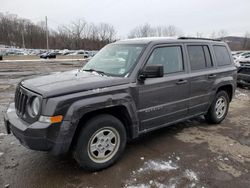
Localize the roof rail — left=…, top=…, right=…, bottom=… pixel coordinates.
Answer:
left=178, top=37, right=221, bottom=42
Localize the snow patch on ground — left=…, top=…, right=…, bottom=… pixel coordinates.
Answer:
left=0, top=152, right=4, bottom=157
left=137, top=160, right=178, bottom=173
left=125, top=181, right=177, bottom=188
left=235, top=90, right=249, bottom=100
left=125, top=155, right=202, bottom=188
left=125, top=184, right=150, bottom=188
left=155, top=178, right=178, bottom=188
left=184, top=169, right=198, bottom=181
left=0, top=133, right=8, bottom=137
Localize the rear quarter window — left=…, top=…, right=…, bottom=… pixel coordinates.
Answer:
left=213, top=45, right=231, bottom=66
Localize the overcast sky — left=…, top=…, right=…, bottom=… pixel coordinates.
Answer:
left=1, top=0, right=250, bottom=38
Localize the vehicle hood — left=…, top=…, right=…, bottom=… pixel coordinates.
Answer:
left=21, top=69, right=130, bottom=98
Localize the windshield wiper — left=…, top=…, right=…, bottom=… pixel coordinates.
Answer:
left=82, top=69, right=107, bottom=76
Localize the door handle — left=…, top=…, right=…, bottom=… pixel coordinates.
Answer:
left=208, top=74, right=216, bottom=78
left=176, top=79, right=188, bottom=85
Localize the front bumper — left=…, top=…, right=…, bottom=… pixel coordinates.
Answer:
left=4, top=103, right=72, bottom=155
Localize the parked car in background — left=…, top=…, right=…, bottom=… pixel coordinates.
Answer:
left=89, top=50, right=98, bottom=57
left=238, top=55, right=250, bottom=65
left=234, top=51, right=250, bottom=62
left=232, top=51, right=250, bottom=68
left=67, top=50, right=89, bottom=58
left=40, top=52, right=57, bottom=59
left=231, top=51, right=244, bottom=56
left=83, top=51, right=89, bottom=58
left=0, top=48, right=3, bottom=60
left=237, top=64, right=250, bottom=87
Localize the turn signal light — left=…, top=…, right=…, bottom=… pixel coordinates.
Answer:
left=39, top=115, right=63, bottom=124
left=50, top=115, right=63, bottom=123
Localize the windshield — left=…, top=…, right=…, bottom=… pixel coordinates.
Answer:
left=82, top=44, right=145, bottom=77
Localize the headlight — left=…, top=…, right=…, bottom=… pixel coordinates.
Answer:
left=30, top=97, right=40, bottom=117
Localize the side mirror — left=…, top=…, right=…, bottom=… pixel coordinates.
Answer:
left=139, top=64, right=164, bottom=80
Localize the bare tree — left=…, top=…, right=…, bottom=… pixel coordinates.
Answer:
left=128, top=23, right=154, bottom=38
left=83, top=23, right=97, bottom=40
left=242, top=32, right=250, bottom=50
left=67, top=19, right=87, bottom=49
left=57, top=26, right=73, bottom=49
left=98, top=23, right=116, bottom=42
left=210, top=31, right=217, bottom=39
left=163, top=25, right=180, bottom=37
left=218, top=29, right=228, bottom=38
left=196, top=32, right=203, bottom=38
left=129, top=24, right=182, bottom=38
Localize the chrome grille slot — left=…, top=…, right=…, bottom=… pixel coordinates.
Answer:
left=15, top=87, right=28, bottom=116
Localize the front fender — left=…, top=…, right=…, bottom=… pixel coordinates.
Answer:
left=64, top=93, right=137, bottom=122
left=58, top=93, right=139, bottom=152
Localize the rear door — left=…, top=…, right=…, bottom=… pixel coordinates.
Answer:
left=185, top=44, right=216, bottom=115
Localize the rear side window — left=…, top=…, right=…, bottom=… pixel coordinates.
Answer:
left=187, top=45, right=213, bottom=70
left=147, top=46, right=184, bottom=74
left=214, top=46, right=231, bottom=66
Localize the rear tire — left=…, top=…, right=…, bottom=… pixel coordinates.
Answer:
left=205, top=91, right=230, bottom=124
left=73, top=114, right=126, bottom=171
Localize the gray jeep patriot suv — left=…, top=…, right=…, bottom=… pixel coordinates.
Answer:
left=4, top=37, right=237, bottom=171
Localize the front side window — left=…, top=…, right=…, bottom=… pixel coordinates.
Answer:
left=147, top=46, right=184, bottom=74
left=83, top=44, right=145, bottom=76
left=214, top=46, right=231, bottom=66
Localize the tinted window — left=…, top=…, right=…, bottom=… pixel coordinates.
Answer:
left=214, top=46, right=231, bottom=66
left=188, top=46, right=206, bottom=70
left=188, top=45, right=213, bottom=70
left=147, top=46, right=183, bottom=74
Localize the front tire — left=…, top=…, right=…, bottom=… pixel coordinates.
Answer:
left=74, top=114, right=126, bottom=171
left=205, top=91, right=230, bottom=124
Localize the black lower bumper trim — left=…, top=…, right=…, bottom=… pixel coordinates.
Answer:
left=4, top=114, right=11, bottom=134
left=4, top=103, right=73, bottom=155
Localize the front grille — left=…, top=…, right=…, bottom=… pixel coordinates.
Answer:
left=14, top=85, right=41, bottom=123
left=15, top=86, right=28, bottom=116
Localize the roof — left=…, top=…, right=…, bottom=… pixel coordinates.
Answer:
left=116, top=37, right=176, bottom=44
left=115, top=37, right=224, bottom=45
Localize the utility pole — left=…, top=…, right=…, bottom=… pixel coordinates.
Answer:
left=45, top=16, right=49, bottom=50
left=21, top=31, right=25, bottom=48
left=21, top=21, right=25, bottom=48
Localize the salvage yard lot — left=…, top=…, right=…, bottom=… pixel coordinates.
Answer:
left=2, top=55, right=85, bottom=61
left=0, top=61, right=250, bottom=188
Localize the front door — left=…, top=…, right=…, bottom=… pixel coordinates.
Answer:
left=138, top=45, right=190, bottom=131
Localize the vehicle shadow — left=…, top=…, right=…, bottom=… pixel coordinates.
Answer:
left=129, top=115, right=213, bottom=145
